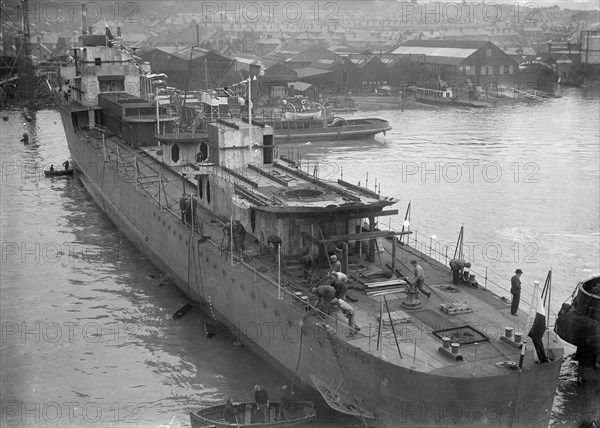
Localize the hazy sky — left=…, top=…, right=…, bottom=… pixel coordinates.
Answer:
left=405, top=0, right=599, bottom=11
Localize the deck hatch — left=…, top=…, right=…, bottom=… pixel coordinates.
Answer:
left=283, top=188, right=326, bottom=199
left=432, top=325, right=489, bottom=345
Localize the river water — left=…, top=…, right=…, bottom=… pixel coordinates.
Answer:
left=1, top=86, right=599, bottom=427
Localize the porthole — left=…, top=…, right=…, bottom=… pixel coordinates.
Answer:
left=250, top=291, right=256, bottom=300
left=262, top=300, right=267, bottom=309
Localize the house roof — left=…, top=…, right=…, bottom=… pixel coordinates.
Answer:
left=400, top=40, right=489, bottom=49
left=295, top=67, right=333, bottom=79
left=391, top=40, right=492, bottom=65
left=171, top=47, right=213, bottom=61
left=263, top=62, right=297, bottom=81
left=391, top=46, right=478, bottom=65
left=256, top=38, right=282, bottom=45
left=286, top=45, right=335, bottom=64
left=288, top=81, right=313, bottom=91
left=265, top=42, right=312, bottom=61
left=309, top=58, right=336, bottom=70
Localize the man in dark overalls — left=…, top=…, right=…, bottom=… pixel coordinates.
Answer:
left=510, top=269, right=523, bottom=316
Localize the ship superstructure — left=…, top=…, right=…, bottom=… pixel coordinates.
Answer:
left=57, top=34, right=563, bottom=427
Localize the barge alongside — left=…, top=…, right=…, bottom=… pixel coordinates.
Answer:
left=57, top=34, right=563, bottom=427
left=555, top=275, right=600, bottom=382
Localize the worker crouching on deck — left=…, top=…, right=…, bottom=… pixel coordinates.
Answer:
left=449, top=259, right=472, bottom=285
left=311, top=285, right=336, bottom=317
left=332, top=298, right=361, bottom=337
left=330, top=272, right=349, bottom=300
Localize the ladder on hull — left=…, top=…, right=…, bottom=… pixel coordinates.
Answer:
left=308, top=374, right=375, bottom=419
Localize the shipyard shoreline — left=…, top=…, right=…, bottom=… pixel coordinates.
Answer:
left=59, top=99, right=563, bottom=426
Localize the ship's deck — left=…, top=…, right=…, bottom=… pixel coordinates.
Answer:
left=96, top=134, right=562, bottom=379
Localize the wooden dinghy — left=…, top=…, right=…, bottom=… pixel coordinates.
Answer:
left=189, top=401, right=316, bottom=428
left=44, top=169, right=73, bottom=177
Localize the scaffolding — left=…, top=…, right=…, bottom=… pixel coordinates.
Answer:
left=0, top=0, right=37, bottom=109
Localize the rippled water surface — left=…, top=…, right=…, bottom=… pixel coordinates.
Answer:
left=1, top=87, right=599, bottom=427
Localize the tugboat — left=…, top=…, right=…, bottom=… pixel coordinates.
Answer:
left=56, top=31, right=563, bottom=427
left=555, top=274, right=600, bottom=382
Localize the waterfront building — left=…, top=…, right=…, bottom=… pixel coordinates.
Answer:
left=138, top=46, right=233, bottom=91
left=391, top=40, right=520, bottom=89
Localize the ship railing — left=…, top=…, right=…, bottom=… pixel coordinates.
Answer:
left=219, top=246, right=438, bottom=368
left=78, top=132, right=466, bottom=366
left=383, top=217, right=546, bottom=319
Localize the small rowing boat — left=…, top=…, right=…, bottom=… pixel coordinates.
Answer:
left=44, top=169, right=73, bottom=177
left=189, top=401, right=316, bottom=427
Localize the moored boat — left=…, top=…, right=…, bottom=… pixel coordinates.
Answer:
left=189, top=401, right=316, bottom=427
left=56, top=32, right=563, bottom=427
left=268, top=116, right=391, bottom=143
left=44, top=169, right=74, bottom=177
left=178, top=91, right=390, bottom=143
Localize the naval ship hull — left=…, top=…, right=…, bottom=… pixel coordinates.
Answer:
left=60, top=109, right=562, bottom=428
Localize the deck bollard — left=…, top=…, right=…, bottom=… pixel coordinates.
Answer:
left=443, top=337, right=451, bottom=349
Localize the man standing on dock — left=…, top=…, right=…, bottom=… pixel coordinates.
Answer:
left=449, top=259, right=471, bottom=285
left=411, top=260, right=431, bottom=298
left=511, top=269, right=523, bottom=316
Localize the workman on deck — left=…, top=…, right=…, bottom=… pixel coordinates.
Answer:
left=267, top=235, right=282, bottom=261
left=411, top=260, right=431, bottom=298
left=179, top=194, right=189, bottom=223
left=300, top=250, right=316, bottom=280
left=449, top=259, right=472, bottom=285
left=233, top=221, right=246, bottom=253
left=311, top=285, right=336, bottom=316
left=510, top=269, right=523, bottom=316
left=330, top=272, right=349, bottom=300
left=332, top=298, right=361, bottom=337
left=328, top=254, right=341, bottom=274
